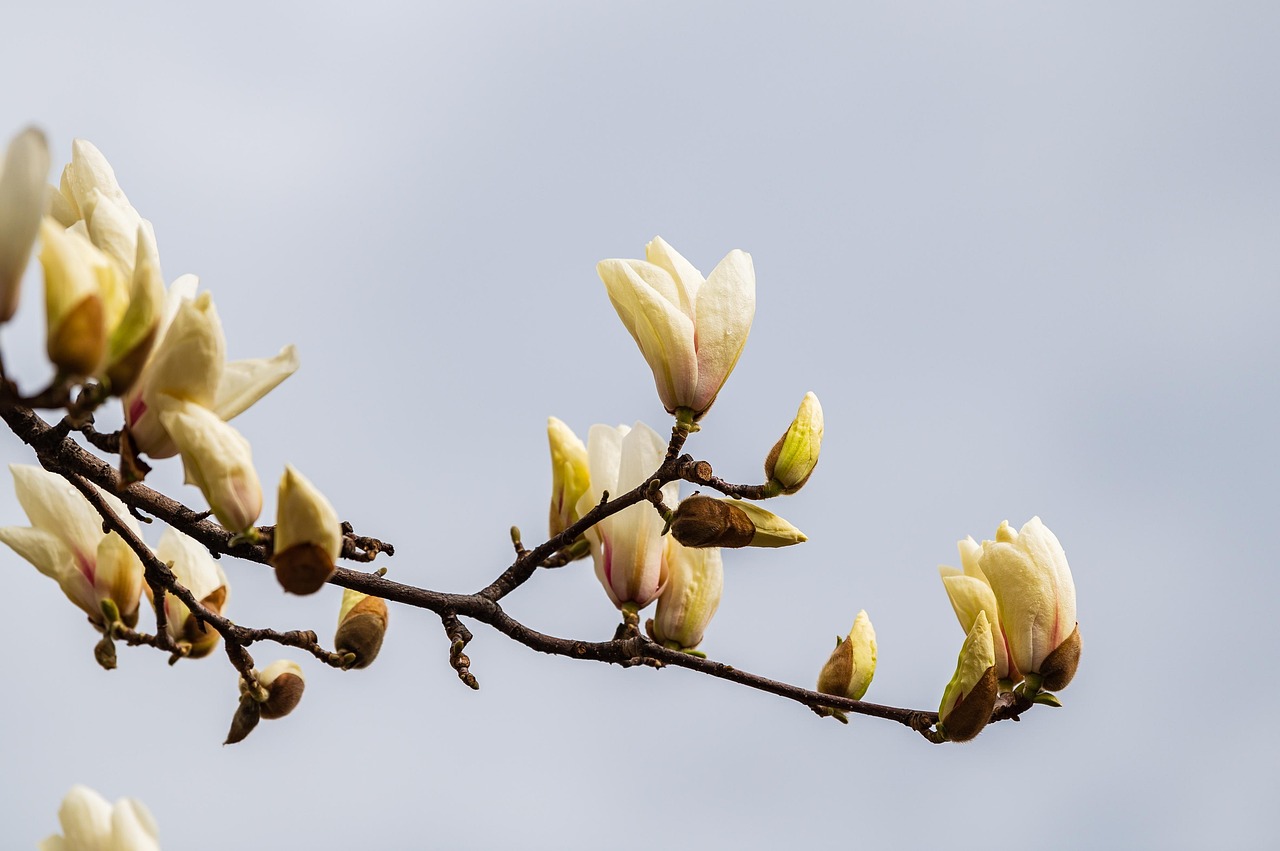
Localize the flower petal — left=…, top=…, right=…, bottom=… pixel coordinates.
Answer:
left=212, top=344, right=299, bottom=421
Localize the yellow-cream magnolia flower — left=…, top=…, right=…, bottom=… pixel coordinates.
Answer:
left=937, top=610, right=999, bottom=742
left=816, top=609, right=877, bottom=701
left=159, top=400, right=262, bottom=534
left=575, top=422, right=678, bottom=609
left=597, top=237, right=755, bottom=421
left=650, top=538, right=723, bottom=651
left=0, top=126, right=50, bottom=322
left=939, top=536, right=1019, bottom=684
left=124, top=282, right=298, bottom=459
left=38, top=219, right=120, bottom=375
left=0, top=464, right=144, bottom=627
left=764, top=391, right=824, bottom=496
left=39, top=785, right=160, bottom=851
left=978, top=517, right=1080, bottom=690
left=270, top=464, right=342, bottom=594
left=151, top=527, right=229, bottom=658
left=547, top=416, right=590, bottom=538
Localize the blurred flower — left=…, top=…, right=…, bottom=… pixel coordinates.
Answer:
left=816, top=609, right=877, bottom=701
left=159, top=399, right=262, bottom=534
left=937, top=610, right=999, bottom=742
left=979, top=517, right=1080, bottom=691
left=669, top=495, right=806, bottom=549
left=270, top=464, right=341, bottom=594
left=597, top=237, right=754, bottom=421
left=938, top=536, right=1019, bottom=685
left=547, top=416, right=590, bottom=538
left=649, top=539, right=723, bottom=652
left=151, top=527, right=228, bottom=658
left=575, top=422, right=678, bottom=609
left=124, top=283, right=297, bottom=459
left=0, top=464, right=143, bottom=627
left=39, top=784, right=160, bottom=851
left=335, top=587, right=389, bottom=669
left=0, top=125, right=50, bottom=322
left=764, top=391, right=823, bottom=496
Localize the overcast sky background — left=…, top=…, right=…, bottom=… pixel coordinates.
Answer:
left=2, top=2, right=1278, bottom=848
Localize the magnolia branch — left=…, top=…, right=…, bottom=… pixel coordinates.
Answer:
left=0, top=400, right=1037, bottom=742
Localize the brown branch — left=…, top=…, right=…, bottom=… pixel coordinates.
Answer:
left=0, top=400, right=1039, bottom=742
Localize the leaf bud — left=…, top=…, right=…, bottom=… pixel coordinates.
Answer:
left=764, top=391, right=823, bottom=495
left=335, top=588, right=389, bottom=669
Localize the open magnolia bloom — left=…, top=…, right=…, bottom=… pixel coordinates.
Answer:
left=576, top=422, right=679, bottom=609
left=597, top=237, right=755, bottom=421
left=978, top=517, right=1080, bottom=691
left=151, top=527, right=229, bottom=658
left=124, top=281, right=298, bottom=459
left=938, top=536, right=1019, bottom=686
left=0, top=464, right=144, bottom=627
left=0, top=126, right=50, bottom=322
left=39, top=785, right=160, bottom=851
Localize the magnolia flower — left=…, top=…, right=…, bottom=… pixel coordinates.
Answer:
left=335, top=587, right=389, bottom=669
left=0, top=125, right=50, bottom=322
left=160, top=399, right=262, bottom=534
left=39, top=219, right=118, bottom=375
left=0, top=464, right=144, bottom=627
left=152, top=527, right=229, bottom=658
left=124, top=283, right=298, bottom=459
left=764, top=391, right=824, bottom=496
left=816, top=610, right=877, bottom=701
left=575, top=422, right=678, bottom=609
left=979, top=517, right=1080, bottom=691
left=668, top=495, right=807, bottom=549
left=547, top=416, right=590, bottom=538
left=938, top=536, right=1019, bottom=684
left=597, top=237, right=755, bottom=421
left=937, top=610, right=999, bottom=742
left=649, top=539, right=723, bottom=651
left=270, top=464, right=342, bottom=594
left=39, top=785, right=160, bottom=851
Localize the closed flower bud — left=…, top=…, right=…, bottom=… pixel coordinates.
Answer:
left=335, top=588, right=389, bottom=669
left=547, top=417, right=590, bottom=538
left=938, top=610, right=999, bottom=742
left=649, top=539, right=723, bottom=651
left=670, top=495, right=807, bottom=549
left=597, top=237, right=755, bottom=421
left=251, top=659, right=306, bottom=719
left=39, top=219, right=116, bottom=375
left=159, top=400, right=262, bottom=534
left=764, top=391, right=823, bottom=495
left=816, top=610, right=877, bottom=701
left=270, top=465, right=342, bottom=594
left=0, top=126, right=51, bottom=322
left=152, top=527, right=229, bottom=659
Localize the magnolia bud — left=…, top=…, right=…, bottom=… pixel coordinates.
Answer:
left=669, top=495, right=754, bottom=548
left=1039, top=624, right=1081, bottom=691
left=547, top=417, right=590, bottom=538
left=270, top=465, right=342, bottom=594
left=0, top=126, right=50, bottom=323
left=816, top=610, right=877, bottom=701
left=649, top=540, right=723, bottom=652
left=39, top=220, right=114, bottom=375
left=938, top=610, right=999, bottom=742
left=335, top=588, right=389, bottom=669
left=764, top=391, right=823, bottom=495
left=253, top=659, right=305, bottom=720
left=224, top=694, right=261, bottom=745
left=160, top=400, right=262, bottom=534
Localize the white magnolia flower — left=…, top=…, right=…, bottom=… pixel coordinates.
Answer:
left=0, top=125, right=51, bottom=322
left=39, top=785, right=160, bottom=851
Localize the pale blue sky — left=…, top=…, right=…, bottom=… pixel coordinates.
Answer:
left=3, top=2, right=1278, bottom=848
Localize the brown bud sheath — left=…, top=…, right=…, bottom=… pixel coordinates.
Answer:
left=940, top=665, right=999, bottom=743
left=335, top=596, right=389, bottom=669
left=271, top=543, right=336, bottom=595
left=669, top=495, right=755, bottom=549
left=1039, top=624, right=1081, bottom=691
left=261, top=673, right=305, bottom=720
left=224, top=695, right=261, bottom=745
